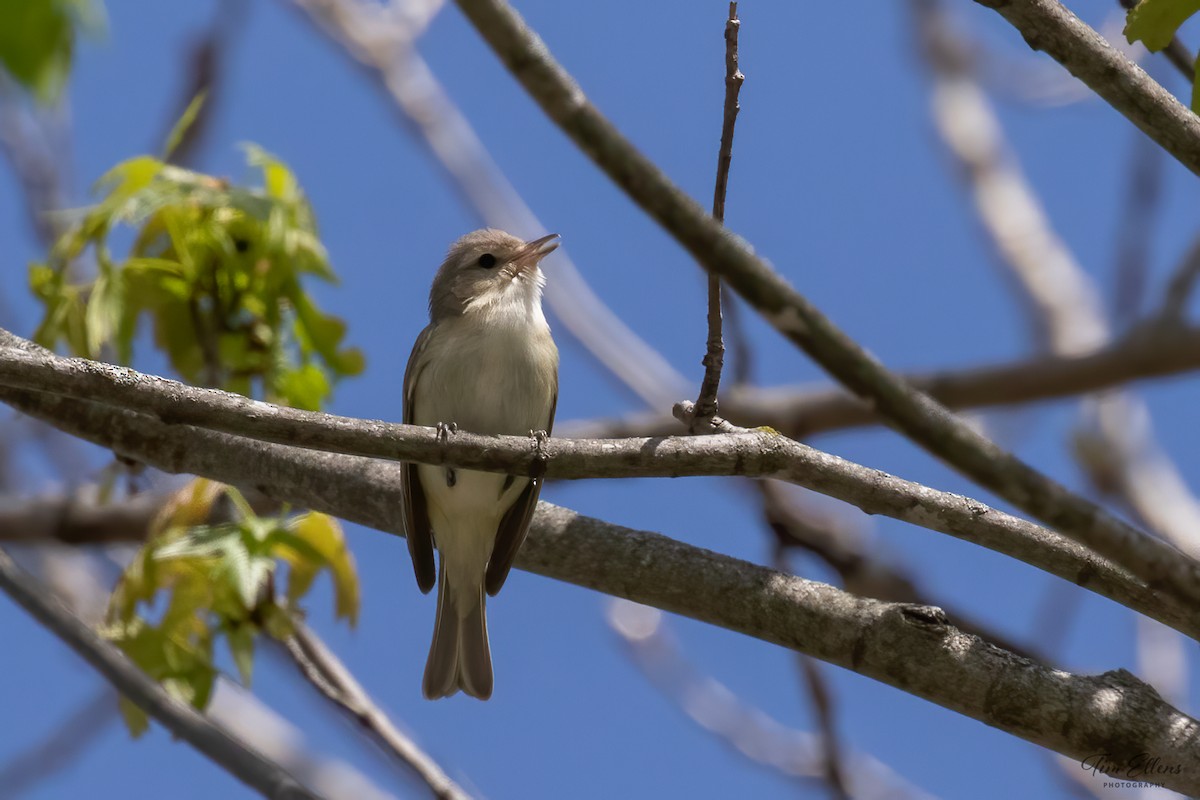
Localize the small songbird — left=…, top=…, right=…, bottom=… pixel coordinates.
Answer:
left=402, top=228, right=560, bottom=700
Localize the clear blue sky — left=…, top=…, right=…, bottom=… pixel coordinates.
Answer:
left=1, top=2, right=1198, bottom=798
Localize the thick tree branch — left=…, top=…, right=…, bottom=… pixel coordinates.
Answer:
left=0, top=341, right=1191, bottom=641
left=974, top=0, right=1200, bottom=175
left=0, top=546, right=320, bottom=800
left=448, top=0, right=1200, bottom=611
left=0, top=385, right=1196, bottom=787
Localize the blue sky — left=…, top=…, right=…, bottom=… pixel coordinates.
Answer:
left=1, top=1, right=1199, bottom=798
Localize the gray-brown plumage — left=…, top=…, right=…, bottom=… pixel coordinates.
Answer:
left=401, top=229, right=559, bottom=700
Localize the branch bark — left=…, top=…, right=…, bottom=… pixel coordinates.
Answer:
left=0, top=340, right=1190, bottom=641
left=0, top=384, right=1197, bottom=788
left=974, top=0, right=1200, bottom=175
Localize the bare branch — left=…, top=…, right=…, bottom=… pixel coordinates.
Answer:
left=917, top=0, right=1200, bottom=565
left=0, top=385, right=1196, bottom=786
left=690, top=2, right=744, bottom=429
left=0, top=688, right=115, bottom=800
left=1160, top=234, right=1200, bottom=323
left=0, top=339, right=1192, bottom=641
left=0, top=546, right=320, bottom=800
left=974, top=0, right=1200, bottom=175
left=561, top=320, right=1200, bottom=439
left=608, top=601, right=932, bottom=800
left=282, top=624, right=471, bottom=800
left=448, top=0, right=1200, bottom=611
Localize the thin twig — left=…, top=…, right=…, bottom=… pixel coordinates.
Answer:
left=1111, top=134, right=1163, bottom=327
left=796, top=658, right=850, bottom=800
left=282, top=624, right=471, bottom=800
left=607, top=601, right=933, bottom=800
left=690, top=3, right=744, bottom=429
left=1159, top=233, right=1200, bottom=323
left=0, top=688, right=115, bottom=800
left=774, top=541, right=851, bottom=800
left=0, top=546, right=320, bottom=800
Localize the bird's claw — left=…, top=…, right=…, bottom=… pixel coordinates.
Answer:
left=436, top=421, right=458, bottom=443
left=528, top=429, right=550, bottom=480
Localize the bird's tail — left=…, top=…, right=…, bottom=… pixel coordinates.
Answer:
left=423, top=560, right=493, bottom=700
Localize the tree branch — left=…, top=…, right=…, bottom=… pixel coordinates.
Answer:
left=562, top=319, right=1200, bottom=439
left=0, top=339, right=1191, bottom=641
left=448, top=0, right=1200, bottom=611
left=974, top=0, right=1200, bottom=175
left=282, top=624, right=471, bottom=800
left=0, top=381, right=1196, bottom=787
left=0, top=546, right=320, bottom=800
left=689, top=2, right=743, bottom=429
left=608, top=601, right=931, bottom=800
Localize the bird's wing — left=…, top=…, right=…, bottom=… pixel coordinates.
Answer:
left=485, top=382, right=557, bottom=597
left=402, top=325, right=437, bottom=594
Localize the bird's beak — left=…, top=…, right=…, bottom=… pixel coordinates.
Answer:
left=512, top=233, right=560, bottom=272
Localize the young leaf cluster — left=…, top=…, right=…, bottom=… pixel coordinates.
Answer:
left=104, top=479, right=360, bottom=736
left=29, top=145, right=364, bottom=409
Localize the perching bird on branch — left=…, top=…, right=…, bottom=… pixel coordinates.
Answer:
left=402, top=228, right=560, bottom=700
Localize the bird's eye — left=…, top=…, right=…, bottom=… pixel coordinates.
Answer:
left=478, top=253, right=497, bottom=269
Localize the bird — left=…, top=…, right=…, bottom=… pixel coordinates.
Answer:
left=401, top=228, right=560, bottom=700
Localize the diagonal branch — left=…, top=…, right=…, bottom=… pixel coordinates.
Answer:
left=0, top=546, right=321, bottom=800
left=447, top=0, right=1200, bottom=612
left=561, top=320, right=1200, bottom=439
left=282, top=624, right=471, bottom=800
left=971, top=0, right=1200, bottom=175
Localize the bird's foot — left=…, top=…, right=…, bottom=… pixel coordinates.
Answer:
left=437, top=422, right=458, bottom=486
left=436, top=421, right=459, bottom=443
left=528, top=429, right=550, bottom=480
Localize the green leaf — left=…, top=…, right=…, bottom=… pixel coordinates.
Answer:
left=1124, top=0, right=1200, bottom=51
left=163, top=92, right=207, bottom=161
left=154, top=524, right=241, bottom=561
left=226, top=624, right=255, bottom=686
left=281, top=512, right=360, bottom=625
left=0, top=0, right=79, bottom=102
left=117, top=697, right=150, bottom=739
left=243, top=144, right=298, bottom=201
left=275, top=363, right=330, bottom=411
